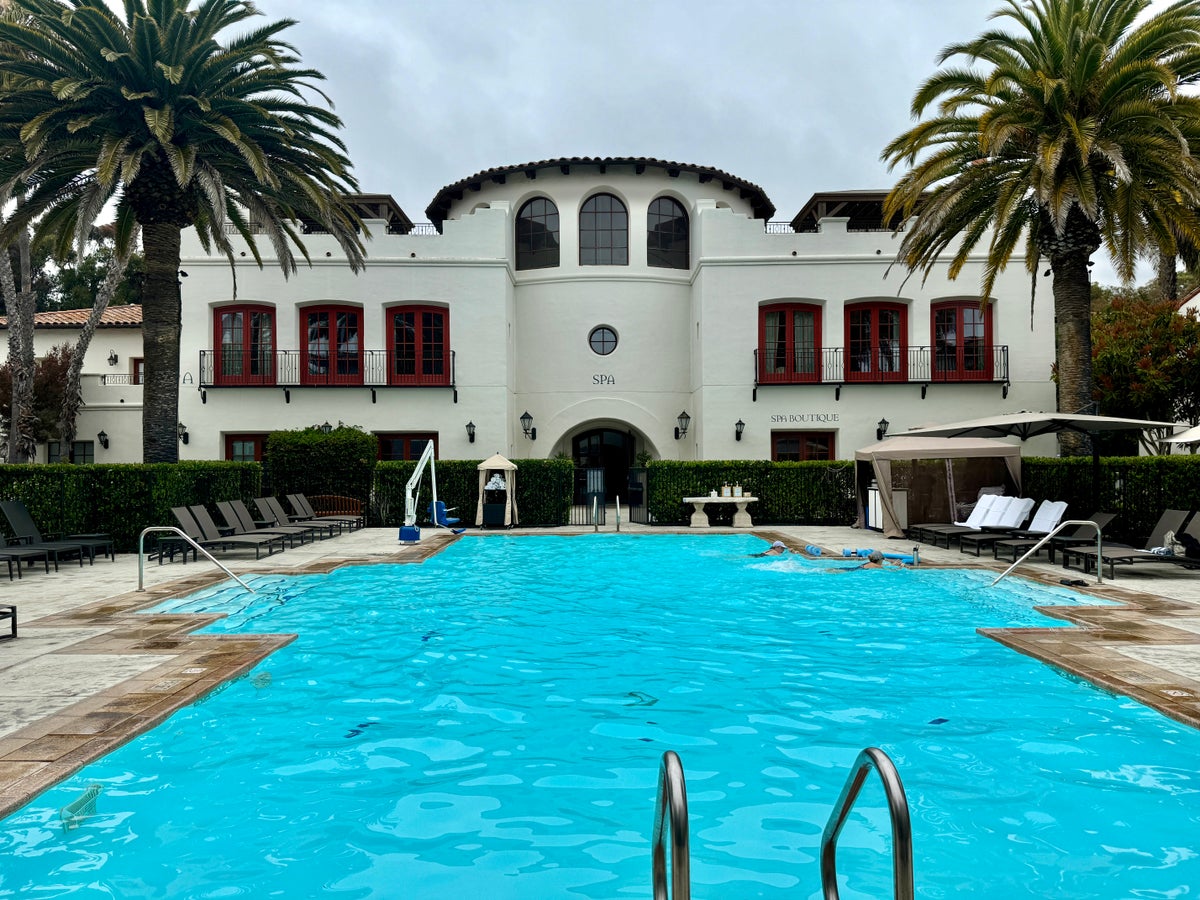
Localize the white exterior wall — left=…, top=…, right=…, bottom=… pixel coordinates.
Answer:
left=161, top=162, right=1056, bottom=465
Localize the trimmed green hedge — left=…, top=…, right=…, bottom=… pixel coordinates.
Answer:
left=264, top=427, right=378, bottom=502
left=0, top=461, right=260, bottom=552
left=646, top=460, right=856, bottom=526
left=372, top=458, right=574, bottom=527
left=1022, top=455, right=1200, bottom=545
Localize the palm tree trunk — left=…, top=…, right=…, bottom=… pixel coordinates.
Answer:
left=1050, top=252, right=1094, bottom=456
left=59, top=240, right=136, bottom=450
left=1157, top=250, right=1178, bottom=302
left=141, top=222, right=182, bottom=463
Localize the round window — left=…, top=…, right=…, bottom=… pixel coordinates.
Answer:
left=589, top=325, right=618, bottom=356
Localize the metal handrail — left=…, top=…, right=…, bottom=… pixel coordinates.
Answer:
left=651, top=750, right=690, bottom=900
left=820, top=747, right=913, bottom=900
left=137, top=526, right=256, bottom=594
left=990, top=519, right=1104, bottom=586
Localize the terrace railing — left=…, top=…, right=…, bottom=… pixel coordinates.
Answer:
left=199, top=349, right=456, bottom=394
left=753, top=345, right=1010, bottom=399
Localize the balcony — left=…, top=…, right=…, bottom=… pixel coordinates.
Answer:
left=753, top=345, right=1010, bottom=400
left=199, top=349, right=457, bottom=401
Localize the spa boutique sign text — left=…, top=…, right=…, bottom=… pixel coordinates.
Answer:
left=769, top=412, right=840, bottom=424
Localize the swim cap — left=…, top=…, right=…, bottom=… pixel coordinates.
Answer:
left=772, top=541, right=785, bottom=549
left=868, top=550, right=884, bottom=563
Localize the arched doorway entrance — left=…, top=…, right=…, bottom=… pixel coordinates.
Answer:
left=572, top=428, right=634, bottom=504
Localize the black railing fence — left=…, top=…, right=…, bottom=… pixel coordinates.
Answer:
left=199, top=349, right=455, bottom=389
left=754, top=345, right=1009, bottom=386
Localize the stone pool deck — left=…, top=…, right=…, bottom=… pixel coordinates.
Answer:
left=2, top=523, right=1200, bottom=819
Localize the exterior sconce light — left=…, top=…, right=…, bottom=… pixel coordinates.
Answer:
left=97, top=430, right=109, bottom=449
left=520, top=410, right=536, bottom=440
left=320, top=421, right=333, bottom=434
left=466, top=421, right=476, bottom=443
left=107, top=350, right=118, bottom=366
left=674, top=410, right=691, bottom=440
left=177, top=423, right=189, bottom=445
left=734, top=419, right=745, bottom=442
left=876, top=417, right=890, bottom=441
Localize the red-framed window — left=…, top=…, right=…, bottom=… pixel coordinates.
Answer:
left=845, top=302, right=907, bottom=382
left=377, top=432, right=438, bottom=461
left=771, top=431, right=835, bottom=461
left=131, top=357, right=145, bottom=384
left=225, top=433, right=268, bottom=462
left=932, top=300, right=993, bottom=381
left=302, top=305, right=362, bottom=385
left=386, top=305, right=450, bottom=386
left=213, top=305, right=275, bottom=386
left=759, top=302, right=822, bottom=383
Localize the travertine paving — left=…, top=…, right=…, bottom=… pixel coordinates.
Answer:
left=2, top=522, right=1200, bottom=819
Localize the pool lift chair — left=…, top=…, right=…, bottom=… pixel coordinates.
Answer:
left=400, top=442, right=465, bottom=543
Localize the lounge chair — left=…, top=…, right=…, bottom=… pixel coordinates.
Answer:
left=288, top=493, right=361, bottom=531
left=920, top=496, right=1018, bottom=548
left=993, top=511, right=1115, bottom=563
left=0, top=499, right=112, bottom=563
left=187, top=505, right=286, bottom=559
left=0, top=532, right=51, bottom=577
left=1062, top=509, right=1194, bottom=578
left=958, top=499, right=1067, bottom=557
left=911, top=493, right=1002, bottom=544
left=0, top=501, right=87, bottom=568
left=217, top=500, right=315, bottom=548
left=255, top=497, right=338, bottom=539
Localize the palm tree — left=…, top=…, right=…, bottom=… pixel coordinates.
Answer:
left=882, top=0, right=1200, bottom=454
left=0, top=0, right=366, bottom=462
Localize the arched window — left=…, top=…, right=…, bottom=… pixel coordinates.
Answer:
left=845, top=302, right=907, bottom=382
left=932, top=300, right=994, bottom=381
left=516, top=198, right=559, bottom=270
left=213, top=304, right=275, bottom=386
left=301, top=305, right=362, bottom=385
left=647, top=197, right=689, bottom=269
left=386, top=305, right=451, bottom=386
left=758, top=302, right=822, bottom=383
left=580, top=193, right=628, bottom=265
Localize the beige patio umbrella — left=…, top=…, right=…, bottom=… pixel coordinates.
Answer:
left=901, top=411, right=1177, bottom=508
left=476, top=453, right=518, bottom=526
left=1165, top=424, right=1200, bottom=445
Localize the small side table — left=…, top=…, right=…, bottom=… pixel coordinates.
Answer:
left=0, top=604, right=16, bottom=641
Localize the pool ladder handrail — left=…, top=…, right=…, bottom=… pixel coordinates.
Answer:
left=820, top=747, right=914, bottom=900
left=137, top=526, right=257, bottom=594
left=990, top=519, right=1104, bottom=586
left=651, top=750, right=690, bottom=900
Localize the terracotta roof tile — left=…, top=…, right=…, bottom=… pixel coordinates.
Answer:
left=0, top=305, right=142, bottom=329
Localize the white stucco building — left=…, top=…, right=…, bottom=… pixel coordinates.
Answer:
left=29, top=157, right=1060, bottom=492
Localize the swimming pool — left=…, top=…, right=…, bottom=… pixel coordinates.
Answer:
left=2, top=533, right=1199, bottom=899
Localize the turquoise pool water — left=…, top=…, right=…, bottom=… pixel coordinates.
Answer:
left=2, top=533, right=1198, bottom=899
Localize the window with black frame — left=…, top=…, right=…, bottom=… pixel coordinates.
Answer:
left=580, top=193, right=628, bottom=265
left=647, top=197, right=688, bottom=269
left=516, top=197, right=560, bottom=270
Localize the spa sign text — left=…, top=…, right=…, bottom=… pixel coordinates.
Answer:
left=769, top=413, right=840, bottom=423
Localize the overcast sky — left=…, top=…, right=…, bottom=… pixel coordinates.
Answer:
left=243, top=0, right=1171, bottom=286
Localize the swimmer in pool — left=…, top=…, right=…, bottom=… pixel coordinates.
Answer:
left=750, top=540, right=789, bottom=557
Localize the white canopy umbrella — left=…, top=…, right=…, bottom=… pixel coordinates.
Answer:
left=901, top=411, right=1177, bottom=508
left=476, top=453, right=518, bottom=527
left=1166, top=424, right=1200, bottom=444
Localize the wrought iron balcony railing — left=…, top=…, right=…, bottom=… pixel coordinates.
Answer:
left=754, top=345, right=1010, bottom=399
left=200, top=349, right=455, bottom=390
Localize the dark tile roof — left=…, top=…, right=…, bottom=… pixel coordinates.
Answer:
left=425, top=156, right=775, bottom=227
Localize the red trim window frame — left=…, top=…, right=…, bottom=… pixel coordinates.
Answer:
left=844, top=301, right=907, bottom=382
left=377, top=432, right=438, bottom=461
left=386, top=305, right=450, bottom=386
left=213, top=305, right=276, bottom=386
left=758, top=302, right=822, bottom=383
left=225, top=433, right=268, bottom=462
left=301, top=305, right=363, bottom=386
left=131, top=357, right=145, bottom=385
left=771, top=431, right=835, bottom=461
left=931, top=300, right=993, bottom=381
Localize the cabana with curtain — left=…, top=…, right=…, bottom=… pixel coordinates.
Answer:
left=854, top=437, right=1022, bottom=539
left=476, top=453, right=519, bottom=527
